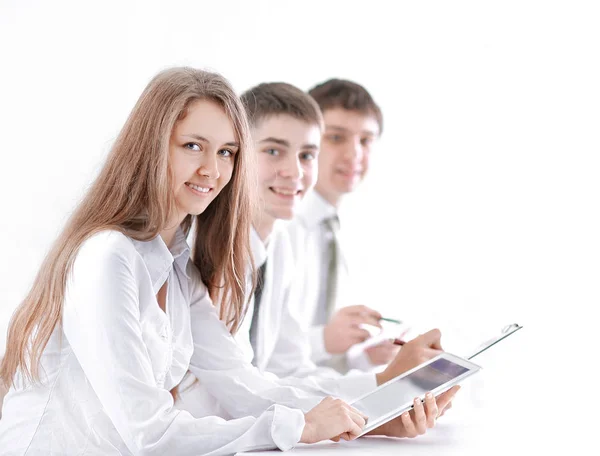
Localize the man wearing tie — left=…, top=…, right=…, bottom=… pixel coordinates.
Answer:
left=222, top=81, right=448, bottom=408
left=285, top=79, right=400, bottom=373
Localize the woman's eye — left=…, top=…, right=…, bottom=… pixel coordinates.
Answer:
left=184, top=142, right=201, bottom=151
left=218, top=148, right=234, bottom=158
left=361, top=137, right=373, bottom=147
left=300, top=152, right=315, bottom=161
left=265, top=148, right=279, bottom=156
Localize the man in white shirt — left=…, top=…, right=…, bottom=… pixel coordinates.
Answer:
left=285, top=79, right=399, bottom=373
left=234, top=82, right=446, bottom=395
left=235, top=82, right=376, bottom=398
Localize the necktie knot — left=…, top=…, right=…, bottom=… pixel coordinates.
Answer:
left=324, top=215, right=340, bottom=235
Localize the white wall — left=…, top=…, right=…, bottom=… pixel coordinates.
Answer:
left=1, top=0, right=598, bottom=448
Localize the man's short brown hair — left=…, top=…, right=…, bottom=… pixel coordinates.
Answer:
left=308, top=79, right=383, bottom=135
left=241, top=82, right=323, bottom=130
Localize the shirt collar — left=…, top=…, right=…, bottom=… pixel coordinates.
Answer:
left=297, top=190, right=338, bottom=229
left=130, top=228, right=191, bottom=293
left=250, top=226, right=268, bottom=268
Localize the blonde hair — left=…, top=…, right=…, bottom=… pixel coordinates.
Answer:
left=1, top=67, right=255, bottom=387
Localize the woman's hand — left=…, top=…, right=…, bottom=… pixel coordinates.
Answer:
left=376, top=329, right=443, bottom=386
left=301, top=397, right=368, bottom=443
left=368, top=385, right=460, bottom=438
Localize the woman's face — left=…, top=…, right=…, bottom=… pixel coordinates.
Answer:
left=169, top=99, right=239, bottom=220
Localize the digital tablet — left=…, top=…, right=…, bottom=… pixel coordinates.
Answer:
left=465, top=323, right=523, bottom=360
left=350, top=352, right=481, bottom=436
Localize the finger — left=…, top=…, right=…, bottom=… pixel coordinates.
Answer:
left=349, top=328, right=372, bottom=343
left=423, top=392, right=438, bottom=428
left=344, top=415, right=364, bottom=440
left=436, top=385, right=460, bottom=412
left=337, top=402, right=366, bottom=438
left=367, top=342, right=398, bottom=354
left=342, top=402, right=369, bottom=423
left=375, top=340, right=395, bottom=347
left=365, top=306, right=382, bottom=320
left=412, top=397, right=428, bottom=435
left=343, top=406, right=367, bottom=438
left=348, top=314, right=381, bottom=329
left=417, top=328, right=443, bottom=349
left=347, top=305, right=383, bottom=320
left=365, top=315, right=383, bottom=328
left=348, top=412, right=366, bottom=435
left=369, top=343, right=400, bottom=355
left=439, top=400, right=452, bottom=418
left=331, top=436, right=341, bottom=442
left=341, top=305, right=366, bottom=315
left=400, top=411, right=417, bottom=438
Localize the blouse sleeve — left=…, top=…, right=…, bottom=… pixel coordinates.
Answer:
left=62, top=233, right=304, bottom=456
left=186, top=265, right=324, bottom=419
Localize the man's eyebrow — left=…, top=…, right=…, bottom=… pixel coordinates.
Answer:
left=301, top=143, right=319, bottom=150
left=325, top=125, right=350, bottom=133
left=326, top=125, right=377, bottom=136
left=259, top=137, right=290, bottom=147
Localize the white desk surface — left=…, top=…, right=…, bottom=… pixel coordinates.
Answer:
left=238, top=327, right=588, bottom=455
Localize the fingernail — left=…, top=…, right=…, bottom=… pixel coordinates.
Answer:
left=426, top=392, right=433, bottom=399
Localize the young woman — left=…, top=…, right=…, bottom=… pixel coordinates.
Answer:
left=0, top=67, right=370, bottom=455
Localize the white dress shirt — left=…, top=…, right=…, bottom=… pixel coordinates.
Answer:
left=243, top=226, right=375, bottom=395
left=284, top=190, right=376, bottom=372
left=176, top=226, right=376, bottom=419
left=0, top=229, right=315, bottom=455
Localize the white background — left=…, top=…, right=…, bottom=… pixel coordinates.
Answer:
left=1, top=0, right=598, bottom=452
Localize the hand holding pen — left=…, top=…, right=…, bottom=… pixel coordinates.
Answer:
left=377, top=316, right=410, bottom=346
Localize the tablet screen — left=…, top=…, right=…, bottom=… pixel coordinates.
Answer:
left=352, top=358, right=470, bottom=420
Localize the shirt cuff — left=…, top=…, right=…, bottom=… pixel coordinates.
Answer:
left=309, top=325, right=331, bottom=363
left=270, top=404, right=305, bottom=451
left=334, top=372, right=377, bottom=402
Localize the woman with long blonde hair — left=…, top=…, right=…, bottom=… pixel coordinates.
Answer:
left=0, top=67, right=368, bottom=455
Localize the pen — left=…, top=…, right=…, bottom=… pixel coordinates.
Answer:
left=380, top=317, right=402, bottom=324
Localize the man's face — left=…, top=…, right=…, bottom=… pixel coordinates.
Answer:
left=254, top=114, right=321, bottom=222
left=315, top=108, right=380, bottom=203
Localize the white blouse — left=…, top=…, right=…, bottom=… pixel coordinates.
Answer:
left=0, top=229, right=319, bottom=455
left=175, top=225, right=375, bottom=423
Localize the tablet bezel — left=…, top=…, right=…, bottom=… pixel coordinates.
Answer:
left=351, top=352, right=481, bottom=436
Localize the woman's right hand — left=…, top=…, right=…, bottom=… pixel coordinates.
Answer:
left=300, top=397, right=368, bottom=444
